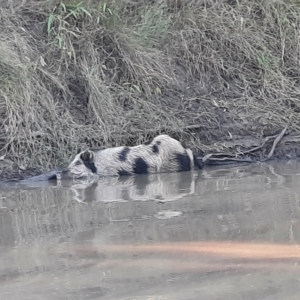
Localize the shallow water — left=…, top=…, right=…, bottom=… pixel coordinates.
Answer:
left=1, top=161, right=300, bottom=299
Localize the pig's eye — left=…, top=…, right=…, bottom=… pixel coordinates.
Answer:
left=75, top=161, right=82, bottom=166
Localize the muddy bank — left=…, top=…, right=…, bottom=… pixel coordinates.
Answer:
left=1, top=129, right=300, bottom=181
left=1, top=1, right=300, bottom=179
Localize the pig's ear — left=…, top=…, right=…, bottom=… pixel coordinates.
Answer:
left=80, top=149, right=94, bottom=162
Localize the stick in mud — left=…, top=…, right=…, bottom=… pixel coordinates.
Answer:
left=201, top=127, right=289, bottom=165
left=261, top=127, right=288, bottom=162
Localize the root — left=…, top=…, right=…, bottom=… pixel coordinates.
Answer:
left=261, top=127, right=288, bottom=162
left=201, top=127, right=289, bottom=166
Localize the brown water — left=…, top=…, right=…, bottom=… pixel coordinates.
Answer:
left=1, top=161, right=300, bottom=299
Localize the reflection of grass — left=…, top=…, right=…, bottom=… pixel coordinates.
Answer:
left=1, top=1, right=300, bottom=174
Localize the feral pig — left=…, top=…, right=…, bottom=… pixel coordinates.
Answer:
left=67, top=134, right=203, bottom=179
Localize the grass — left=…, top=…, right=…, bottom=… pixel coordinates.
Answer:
left=1, top=0, right=300, bottom=177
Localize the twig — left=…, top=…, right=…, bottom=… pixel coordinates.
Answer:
left=207, top=157, right=253, bottom=163
left=261, top=127, right=288, bottom=162
left=184, top=124, right=202, bottom=130
left=202, top=153, right=213, bottom=162
left=203, top=152, right=239, bottom=159
left=202, top=153, right=253, bottom=164
left=240, top=134, right=278, bottom=154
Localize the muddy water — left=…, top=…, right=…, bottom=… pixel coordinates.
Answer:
left=1, top=161, right=300, bottom=299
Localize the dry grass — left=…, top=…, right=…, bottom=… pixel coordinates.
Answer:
left=1, top=0, right=300, bottom=176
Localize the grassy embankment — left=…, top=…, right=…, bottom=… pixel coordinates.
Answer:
left=0, top=0, right=300, bottom=178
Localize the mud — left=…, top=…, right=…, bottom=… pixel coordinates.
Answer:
left=1, top=160, right=300, bottom=299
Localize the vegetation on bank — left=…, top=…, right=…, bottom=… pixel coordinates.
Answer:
left=0, top=0, right=300, bottom=178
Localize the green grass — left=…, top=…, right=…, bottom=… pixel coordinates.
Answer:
left=0, top=0, right=300, bottom=176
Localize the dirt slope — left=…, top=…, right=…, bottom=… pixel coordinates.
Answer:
left=1, top=0, right=300, bottom=179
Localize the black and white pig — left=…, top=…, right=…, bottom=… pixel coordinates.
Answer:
left=67, top=134, right=203, bottom=179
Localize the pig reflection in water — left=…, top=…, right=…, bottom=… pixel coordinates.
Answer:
left=66, top=172, right=197, bottom=203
